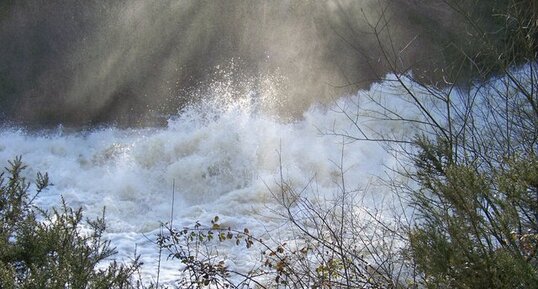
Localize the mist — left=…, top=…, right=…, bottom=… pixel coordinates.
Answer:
left=0, top=0, right=462, bottom=127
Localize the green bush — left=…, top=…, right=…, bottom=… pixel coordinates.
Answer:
left=404, top=1, right=538, bottom=285
left=328, top=1, right=538, bottom=287
left=0, top=157, right=140, bottom=288
left=410, top=145, right=538, bottom=289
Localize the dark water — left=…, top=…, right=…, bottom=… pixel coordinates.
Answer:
left=0, top=0, right=496, bottom=127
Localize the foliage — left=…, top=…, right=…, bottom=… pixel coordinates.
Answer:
left=156, top=216, right=259, bottom=289
left=346, top=1, right=538, bottom=288
left=0, top=157, right=140, bottom=288
left=405, top=1, right=538, bottom=285
left=323, top=0, right=538, bottom=287
left=410, top=150, right=538, bottom=288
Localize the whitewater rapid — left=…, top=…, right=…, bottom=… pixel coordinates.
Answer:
left=0, top=76, right=420, bottom=282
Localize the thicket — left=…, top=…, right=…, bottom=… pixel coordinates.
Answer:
left=353, top=0, right=538, bottom=288
left=0, top=157, right=140, bottom=288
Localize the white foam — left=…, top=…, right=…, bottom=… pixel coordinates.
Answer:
left=0, top=74, right=425, bottom=283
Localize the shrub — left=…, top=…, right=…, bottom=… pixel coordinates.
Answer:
left=0, top=157, right=140, bottom=288
left=329, top=1, right=538, bottom=287
left=410, top=147, right=538, bottom=288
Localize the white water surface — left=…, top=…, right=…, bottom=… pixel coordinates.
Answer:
left=0, top=75, right=423, bottom=282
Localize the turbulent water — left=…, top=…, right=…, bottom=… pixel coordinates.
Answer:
left=0, top=74, right=426, bottom=281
